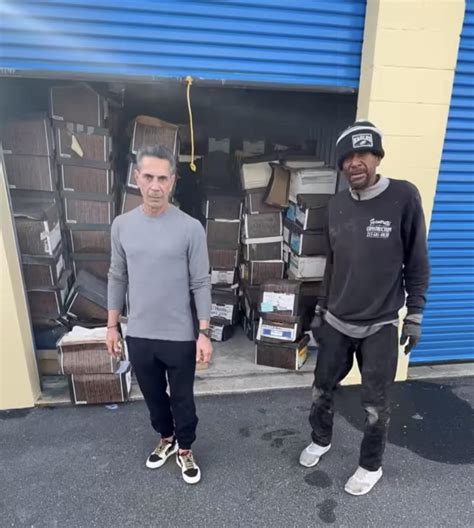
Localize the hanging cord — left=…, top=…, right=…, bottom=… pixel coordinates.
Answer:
left=185, top=76, right=196, bottom=172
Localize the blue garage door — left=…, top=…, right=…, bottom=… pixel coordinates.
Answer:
left=0, top=1, right=366, bottom=90
left=412, top=4, right=474, bottom=363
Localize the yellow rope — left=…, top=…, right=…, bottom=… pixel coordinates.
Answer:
left=185, top=76, right=197, bottom=172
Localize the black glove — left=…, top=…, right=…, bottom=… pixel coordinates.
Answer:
left=400, top=320, right=422, bottom=354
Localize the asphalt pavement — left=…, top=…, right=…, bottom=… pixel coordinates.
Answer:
left=1, top=377, right=473, bottom=527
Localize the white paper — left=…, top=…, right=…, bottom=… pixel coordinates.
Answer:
left=58, top=325, right=108, bottom=345
left=211, top=303, right=234, bottom=321
left=211, top=269, right=235, bottom=285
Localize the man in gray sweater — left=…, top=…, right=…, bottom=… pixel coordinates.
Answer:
left=106, top=145, right=212, bottom=485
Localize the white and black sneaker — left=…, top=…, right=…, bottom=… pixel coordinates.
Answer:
left=145, top=438, right=178, bottom=469
left=176, top=450, right=201, bottom=484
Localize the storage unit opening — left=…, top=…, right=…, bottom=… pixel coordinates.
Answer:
left=0, top=77, right=357, bottom=404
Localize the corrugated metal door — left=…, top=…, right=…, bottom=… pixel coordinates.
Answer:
left=0, top=0, right=366, bottom=90
left=412, top=5, right=474, bottom=364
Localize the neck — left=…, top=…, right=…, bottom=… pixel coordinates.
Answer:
left=142, top=202, right=170, bottom=217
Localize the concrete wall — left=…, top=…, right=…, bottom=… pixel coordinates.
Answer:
left=0, top=157, right=41, bottom=410
left=342, top=0, right=465, bottom=386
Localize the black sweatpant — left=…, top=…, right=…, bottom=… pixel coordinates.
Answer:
left=310, top=323, right=398, bottom=471
left=126, top=336, right=198, bottom=450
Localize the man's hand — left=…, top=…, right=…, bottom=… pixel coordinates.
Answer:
left=196, top=334, right=213, bottom=363
left=400, top=320, right=422, bottom=354
left=106, top=327, right=122, bottom=358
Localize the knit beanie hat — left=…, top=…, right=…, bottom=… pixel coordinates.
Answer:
left=335, top=120, right=385, bottom=170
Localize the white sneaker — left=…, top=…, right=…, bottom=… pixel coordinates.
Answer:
left=176, top=451, right=201, bottom=484
left=344, top=466, right=383, bottom=496
left=299, top=442, right=331, bottom=468
left=145, top=438, right=178, bottom=469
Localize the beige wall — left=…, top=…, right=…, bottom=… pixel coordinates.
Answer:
left=0, top=157, right=41, bottom=410
left=342, top=0, right=465, bottom=385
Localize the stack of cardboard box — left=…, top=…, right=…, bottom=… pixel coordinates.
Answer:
left=2, top=115, right=72, bottom=331
left=122, top=115, right=180, bottom=214
left=204, top=194, right=242, bottom=342
left=51, top=84, right=116, bottom=286
left=57, top=326, right=131, bottom=405
left=255, top=279, right=320, bottom=370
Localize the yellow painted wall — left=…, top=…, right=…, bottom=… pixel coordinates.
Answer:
left=342, top=0, right=465, bottom=386
left=0, top=156, right=41, bottom=410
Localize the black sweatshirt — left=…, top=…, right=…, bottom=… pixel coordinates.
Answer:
left=320, top=179, right=430, bottom=325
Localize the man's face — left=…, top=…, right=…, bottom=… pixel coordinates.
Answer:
left=342, top=151, right=381, bottom=190
left=135, top=156, right=175, bottom=211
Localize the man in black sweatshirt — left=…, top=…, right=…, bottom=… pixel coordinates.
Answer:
left=299, top=120, right=430, bottom=495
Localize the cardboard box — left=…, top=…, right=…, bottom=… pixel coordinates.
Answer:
left=265, top=163, right=290, bottom=208
left=255, top=334, right=309, bottom=370
left=240, top=161, right=274, bottom=190
left=54, top=121, right=112, bottom=165
left=242, top=314, right=258, bottom=342
left=211, top=268, right=237, bottom=286
left=62, top=191, right=116, bottom=225
left=243, top=239, right=283, bottom=261
left=59, top=163, right=114, bottom=195
left=243, top=212, right=282, bottom=241
left=58, top=326, right=123, bottom=375
left=49, top=83, right=108, bottom=128
left=243, top=139, right=266, bottom=156
left=12, top=195, right=61, bottom=256
left=66, top=270, right=108, bottom=323
left=289, top=254, right=326, bottom=280
left=289, top=168, right=337, bottom=202
left=1, top=115, right=54, bottom=156
left=211, top=287, right=239, bottom=325
left=27, top=272, right=70, bottom=319
left=208, top=248, right=239, bottom=269
left=257, top=313, right=303, bottom=343
left=240, top=260, right=284, bottom=285
left=68, top=224, right=111, bottom=254
left=244, top=188, right=283, bottom=215
left=130, top=115, right=179, bottom=156
left=203, top=194, right=242, bottom=220
left=22, top=246, right=66, bottom=289
left=295, top=194, right=331, bottom=230
left=206, top=219, right=240, bottom=250
left=68, top=361, right=132, bottom=405
left=289, top=223, right=327, bottom=256
left=200, top=152, right=233, bottom=190
left=121, top=189, right=143, bottom=214
left=72, top=253, right=110, bottom=281
left=209, top=322, right=234, bottom=342
left=37, top=349, right=61, bottom=376
left=208, top=137, right=230, bottom=154
left=4, top=155, right=57, bottom=192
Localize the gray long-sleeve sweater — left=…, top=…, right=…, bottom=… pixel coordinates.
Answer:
left=107, top=205, right=211, bottom=341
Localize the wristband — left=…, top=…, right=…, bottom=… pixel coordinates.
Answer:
left=107, top=324, right=118, bottom=329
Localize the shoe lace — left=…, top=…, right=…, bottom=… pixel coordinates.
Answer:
left=153, top=439, right=172, bottom=457
left=180, top=452, right=196, bottom=471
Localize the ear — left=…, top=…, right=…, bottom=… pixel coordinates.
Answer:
left=134, top=167, right=140, bottom=184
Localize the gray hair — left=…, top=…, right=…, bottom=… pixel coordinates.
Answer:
left=136, top=145, right=177, bottom=175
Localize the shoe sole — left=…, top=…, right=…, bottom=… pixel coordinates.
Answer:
left=176, top=456, right=201, bottom=484
left=344, top=471, right=383, bottom=496
left=145, top=443, right=178, bottom=469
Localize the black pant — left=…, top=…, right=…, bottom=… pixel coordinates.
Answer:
left=310, top=323, right=398, bottom=471
left=126, top=337, right=198, bottom=450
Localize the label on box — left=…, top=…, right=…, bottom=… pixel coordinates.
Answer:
left=210, top=324, right=224, bottom=341
left=262, top=292, right=295, bottom=312
left=298, top=346, right=308, bottom=369
left=295, top=206, right=306, bottom=227
left=290, top=232, right=302, bottom=254
left=260, top=302, right=273, bottom=313
left=286, top=203, right=296, bottom=221
left=56, top=254, right=65, bottom=279
left=211, top=303, right=234, bottom=321
left=211, top=269, right=235, bottom=285
left=260, top=322, right=296, bottom=341
left=42, top=222, right=61, bottom=255
left=243, top=140, right=265, bottom=155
